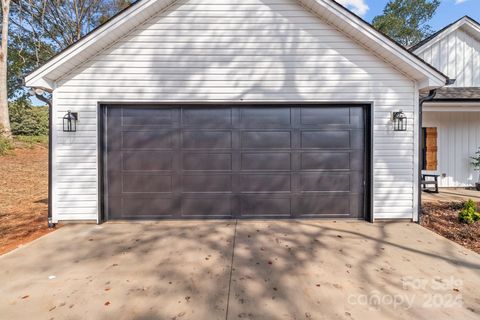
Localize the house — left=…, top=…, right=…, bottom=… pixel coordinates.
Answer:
left=412, top=16, right=480, bottom=188
left=25, top=0, right=449, bottom=224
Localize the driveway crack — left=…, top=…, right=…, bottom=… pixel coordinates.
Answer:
left=225, top=219, right=238, bottom=320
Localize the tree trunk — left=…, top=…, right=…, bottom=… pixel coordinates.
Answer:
left=0, top=0, right=12, bottom=139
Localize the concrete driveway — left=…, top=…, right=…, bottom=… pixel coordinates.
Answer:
left=1, top=221, right=479, bottom=320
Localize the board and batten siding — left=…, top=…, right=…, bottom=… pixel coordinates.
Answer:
left=423, top=111, right=480, bottom=187
left=416, top=27, right=480, bottom=87
left=52, top=0, right=418, bottom=222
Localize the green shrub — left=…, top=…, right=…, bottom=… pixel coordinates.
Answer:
left=9, top=100, right=49, bottom=136
left=458, top=199, right=480, bottom=224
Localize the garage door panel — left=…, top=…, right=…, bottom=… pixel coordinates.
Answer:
left=300, top=173, right=351, bottom=192
left=240, top=108, right=291, bottom=128
left=240, top=196, right=291, bottom=217
left=300, top=152, right=351, bottom=170
left=349, top=107, right=365, bottom=128
left=239, top=174, right=291, bottom=192
left=122, top=130, right=175, bottom=149
left=300, top=107, right=350, bottom=126
left=118, top=197, right=178, bottom=218
left=181, top=197, right=233, bottom=217
left=122, top=107, right=174, bottom=126
left=122, top=151, right=174, bottom=171
left=105, top=105, right=366, bottom=220
left=349, top=152, right=365, bottom=171
left=123, top=173, right=173, bottom=193
left=350, top=131, right=365, bottom=149
left=298, top=195, right=351, bottom=217
left=241, top=152, right=291, bottom=171
left=182, top=131, right=232, bottom=149
left=182, top=108, right=232, bottom=128
left=301, top=131, right=350, bottom=149
left=183, top=153, right=232, bottom=171
left=241, top=131, right=292, bottom=149
left=182, top=174, right=232, bottom=193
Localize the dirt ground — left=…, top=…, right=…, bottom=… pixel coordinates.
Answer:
left=0, top=144, right=53, bottom=255
left=421, top=201, right=480, bottom=254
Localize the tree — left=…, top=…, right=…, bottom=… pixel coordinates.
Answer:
left=7, top=0, right=133, bottom=100
left=8, top=28, right=54, bottom=99
left=0, top=0, right=12, bottom=138
left=372, top=0, right=440, bottom=47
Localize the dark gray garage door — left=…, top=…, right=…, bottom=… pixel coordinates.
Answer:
left=103, top=105, right=366, bottom=220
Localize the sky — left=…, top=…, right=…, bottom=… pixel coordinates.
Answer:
left=338, top=0, right=480, bottom=32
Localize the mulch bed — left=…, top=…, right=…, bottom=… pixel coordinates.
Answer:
left=421, top=201, right=480, bottom=254
left=0, top=144, right=54, bottom=255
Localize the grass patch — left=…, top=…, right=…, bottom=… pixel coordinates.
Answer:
left=0, top=135, right=14, bottom=156
left=15, top=135, right=48, bottom=148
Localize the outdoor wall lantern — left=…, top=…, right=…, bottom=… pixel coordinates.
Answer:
left=63, top=111, right=78, bottom=132
left=392, top=110, right=407, bottom=132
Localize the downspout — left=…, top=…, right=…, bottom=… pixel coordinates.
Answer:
left=28, top=87, right=54, bottom=228
left=418, top=89, right=437, bottom=223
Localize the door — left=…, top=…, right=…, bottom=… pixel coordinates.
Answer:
left=103, top=105, right=366, bottom=220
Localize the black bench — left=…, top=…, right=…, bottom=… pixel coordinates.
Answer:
left=421, top=174, right=439, bottom=193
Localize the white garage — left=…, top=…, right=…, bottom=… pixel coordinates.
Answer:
left=25, top=0, right=448, bottom=224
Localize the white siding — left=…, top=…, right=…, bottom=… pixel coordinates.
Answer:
left=417, top=28, right=480, bottom=87
left=52, top=0, right=418, bottom=222
left=423, top=111, right=480, bottom=187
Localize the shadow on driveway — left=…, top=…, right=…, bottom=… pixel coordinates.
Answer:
left=0, top=221, right=479, bottom=319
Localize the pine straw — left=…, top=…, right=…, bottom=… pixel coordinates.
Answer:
left=421, top=201, right=480, bottom=254
left=0, top=145, right=54, bottom=255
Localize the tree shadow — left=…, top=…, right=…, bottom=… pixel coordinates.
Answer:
left=1, top=221, right=479, bottom=319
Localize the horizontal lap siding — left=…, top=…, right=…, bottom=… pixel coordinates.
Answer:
left=53, top=0, right=416, bottom=221
left=417, top=28, right=480, bottom=87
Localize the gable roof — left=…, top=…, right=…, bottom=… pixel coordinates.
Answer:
left=25, top=0, right=449, bottom=91
left=411, top=16, right=480, bottom=53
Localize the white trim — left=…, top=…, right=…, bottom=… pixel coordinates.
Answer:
left=25, top=0, right=447, bottom=90
left=302, top=0, right=447, bottom=88
left=51, top=88, right=59, bottom=224
left=413, top=82, right=419, bottom=222
left=413, top=17, right=480, bottom=55
left=53, top=214, right=98, bottom=223
left=96, top=104, right=101, bottom=225
left=370, top=99, right=376, bottom=222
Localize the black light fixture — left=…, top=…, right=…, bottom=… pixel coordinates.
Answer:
left=63, top=111, right=78, bottom=132
left=392, top=110, right=407, bottom=132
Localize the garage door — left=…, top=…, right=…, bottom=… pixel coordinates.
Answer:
left=103, top=105, right=366, bottom=220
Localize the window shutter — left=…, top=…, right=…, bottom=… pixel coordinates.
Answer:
left=425, top=128, right=438, bottom=171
